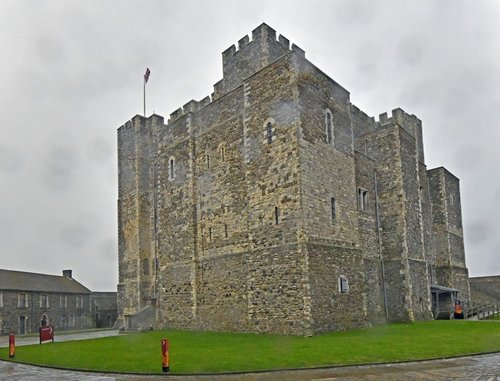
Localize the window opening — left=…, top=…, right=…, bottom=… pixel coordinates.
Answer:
left=169, top=158, right=175, bottom=180
left=267, top=122, right=273, bottom=144
left=325, top=110, right=334, bottom=145
left=224, top=224, right=228, bottom=238
left=339, top=276, right=349, bottom=293
left=357, top=188, right=368, bottom=211
left=274, top=207, right=279, bottom=225
left=331, top=197, right=336, bottom=222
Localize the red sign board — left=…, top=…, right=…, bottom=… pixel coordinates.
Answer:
left=39, top=326, right=54, bottom=344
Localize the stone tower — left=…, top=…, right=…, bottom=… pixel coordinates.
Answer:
left=117, top=24, right=470, bottom=335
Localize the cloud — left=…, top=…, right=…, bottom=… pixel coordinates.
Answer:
left=0, top=0, right=499, bottom=291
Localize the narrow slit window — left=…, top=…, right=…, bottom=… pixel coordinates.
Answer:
left=267, top=122, right=273, bottom=144
left=208, top=227, right=212, bottom=242
left=274, top=207, right=279, bottom=225
left=325, top=110, right=334, bottom=145
left=224, top=224, right=228, bottom=238
left=169, top=158, right=175, bottom=180
left=220, top=146, right=225, bottom=162
left=206, top=154, right=210, bottom=169
left=331, top=197, right=336, bottom=222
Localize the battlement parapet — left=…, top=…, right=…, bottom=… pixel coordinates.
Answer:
left=168, top=96, right=212, bottom=123
left=218, top=23, right=305, bottom=97
left=378, top=108, right=421, bottom=128
left=378, top=107, right=425, bottom=162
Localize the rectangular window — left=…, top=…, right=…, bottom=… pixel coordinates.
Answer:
left=339, top=276, right=349, bottom=293
left=18, top=293, right=28, bottom=308
left=69, top=314, right=75, bottom=327
left=40, top=294, right=49, bottom=308
left=76, top=296, right=84, bottom=309
left=0, top=292, right=3, bottom=308
left=60, top=295, right=67, bottom=308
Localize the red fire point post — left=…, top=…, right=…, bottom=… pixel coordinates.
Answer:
left=9, top=334, right=15, bottom=358
left=161, top=338, right=170, bottom=373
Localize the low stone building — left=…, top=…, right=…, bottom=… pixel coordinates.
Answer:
left=470, top=276, right=500, bottom=305
left=0, top=269, right=93, bottom=335
left=91, top=292, right=118, bottom=328
left=117, top=24, right=470, bottom=335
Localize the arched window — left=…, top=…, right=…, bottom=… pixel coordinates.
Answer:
left=325, top=109, right=334, bottom=145
left=263, top=118, right=276, bottom=145
left=220, top=146, right=226, bottom=162
left=168, top=157, right=175, bottom=180
left=357, top=187, right=368, bottom=211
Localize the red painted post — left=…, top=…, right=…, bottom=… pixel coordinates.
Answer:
left=161, top=338, right=169, bottom=373
left=9, top=334, right=15, bottom=358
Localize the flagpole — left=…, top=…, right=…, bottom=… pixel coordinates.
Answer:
left=143, top=68, right=150, bottom=117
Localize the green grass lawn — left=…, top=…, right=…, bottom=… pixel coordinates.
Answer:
left=1, top=321, right=499, bottom=374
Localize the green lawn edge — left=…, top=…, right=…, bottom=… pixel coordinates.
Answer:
left=1, top=321, right=499, bottom=375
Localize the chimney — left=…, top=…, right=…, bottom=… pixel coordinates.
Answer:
left=63, top=269, right=73, bottom=278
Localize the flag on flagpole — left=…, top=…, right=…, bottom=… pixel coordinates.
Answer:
left=144, top=67, right=151, bottom=83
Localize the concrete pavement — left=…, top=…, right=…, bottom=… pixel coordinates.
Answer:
left=0, top=329, right=120, bottom=348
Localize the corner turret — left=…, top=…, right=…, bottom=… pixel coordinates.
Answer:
left=213, top=23, right=305, bottom=99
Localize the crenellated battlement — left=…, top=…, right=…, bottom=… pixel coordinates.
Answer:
left=169, top=24, right=307, bottom=123
left=168, top=96, right=211, bottom=123
left=216, top=23, right=305, bottom=98
left=378, top=108, right=425, bottom=162
left=378, top=108, right=421, bottom=128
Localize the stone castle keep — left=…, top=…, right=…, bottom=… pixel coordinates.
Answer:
left=117, top=24, right=470, bottom=335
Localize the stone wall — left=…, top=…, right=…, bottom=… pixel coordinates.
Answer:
left=470, top=276, right=500, bottom=305
left=428, top=167, right=470, bottom=301
left=117, top=23, right=471, bottom=335
left=0, top=291, right=92, bottom=335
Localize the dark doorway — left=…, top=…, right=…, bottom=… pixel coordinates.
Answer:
left=19, top=316, right=26, bottom=335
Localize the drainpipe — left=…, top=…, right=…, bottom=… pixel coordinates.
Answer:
left=373, top=170, right=389, bottom=321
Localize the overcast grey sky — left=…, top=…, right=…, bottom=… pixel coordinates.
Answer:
left=1, top=0, right=499, bottom=291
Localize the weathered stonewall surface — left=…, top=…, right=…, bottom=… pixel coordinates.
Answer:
left=116, top=23, right=470, bottom=335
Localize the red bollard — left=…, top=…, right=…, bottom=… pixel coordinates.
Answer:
left=9, top=334, right=15, bottom=358
left=161, top=338, right=169, bottom=373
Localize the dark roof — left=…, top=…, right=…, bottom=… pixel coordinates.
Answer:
left=431, top=285, right=458, bottom=293
left=0, top=269, right=91, bottom=294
